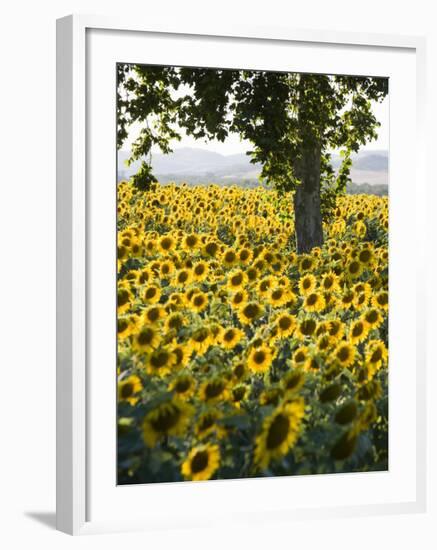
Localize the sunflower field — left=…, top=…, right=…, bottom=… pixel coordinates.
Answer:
left=117, top=181, right=389, bottom=484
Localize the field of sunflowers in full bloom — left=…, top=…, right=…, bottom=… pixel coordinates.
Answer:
left=117, top=181, right=389, bottom=484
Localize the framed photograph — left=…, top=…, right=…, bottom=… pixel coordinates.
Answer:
left=56, top=14, right=427, bottom=535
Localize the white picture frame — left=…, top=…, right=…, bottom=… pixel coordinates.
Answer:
left=56, top=14, right=427, bottom=535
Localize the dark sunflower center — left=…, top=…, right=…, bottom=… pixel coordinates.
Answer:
left=260, top=281, right=270, bottom=292
left=234, top=364, right=245, bottom=378
left=150, top=405, right=181, bottom=432
left=371, top=348, right=382, bottom=362
left=337, top=347, right=350, bottom=361
left=359, top=250, right=371, bottom=263
left=233, top=386, right=246, bottom=401
left=173, top=347, right=183, bottom=364
left=352, top=323, right=363, bottom=337
left=118, top=289, right=130, bottom=306
left=295, top=351, right=306, bottom=363
left=161, top=238, right=172, bottom=250
left=302, top=279, right=311, bottom=290
left=243, top=304, right=260, bottom=319
left=147, top=308, right=160, bottom=322
left=205, top=242, right=218, bottom=256
left=300, top=319, right=316, bottom=336
left=118, top=319, right=129, bottom=332
left=231, top=274, right=243, bottom=286
left=137, top=329, right=154, bottom=346
left=190, top=450, right=209, bottom=473
left=178, top=271, right=189, bottom=283
left=205, top=382, right=224, bottom=399
left=378, top=293, right=388, bottom=306
left=240, top=250, right=250, bottom=261
left=271, top=289, right=283, bottom=300
left=306, top=294, right=318, bottom=306
left=175, top=379, right=190, bottom=393
left=150, top=351, right=170, bottom=368
left=323, top=277, right=333, bottom=289
left=302, top=259, right=312, bottom=270
left=253, top=350, right=266, bottom=365
left=349, top=262, right=360, bottom=274
left=286, top=372, right=302, bottom=389
left=224, top=330, right=235, bottom=342
left=121, top=383, right=133, bottom=398
left=366, top=310, right=378, bottom=323
left=199, top=415, right=215, bottom=431
left=195, top=265, right=205, bottom=275
left=193, top=329, right=209, bottom=343
left=279, top=316, right=292, bottom=330
left=266, top=414, right=290, bottom=450
left=186, top=235, right=197, bottom=247
left=224, top=251, right=236, bottom=263
left=145, top=288, right=157, bottom=300
left=193, top=295, right=205, bottom=307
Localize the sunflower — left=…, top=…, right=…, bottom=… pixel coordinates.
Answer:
left=142, top=305, right=166, bottom=325
left=372, top=290, right=389, bottom=311
left=257, top=276, right=275, bottom=297
left=192, top=261, right=209, bottom=282
left=303, top=291, right=326, bottom=313
left=281, top=369, right=305, bottom=394
left=118, top=374, right=142, bottom=405
left=333, top=342, right=356, bottom=368
left=298, top=255, right=316, bottom=273
left=181, top=444, right=220, bottom=481
left=190, top=326, right=212, bottom=355
left=132, top=326, right=160, bottom=352
left=171, top=342, right=192, bottom=370
left=339, top=288, right=355, bottom=310
left=275, top=312, right=297, bottom=338
left=189, top=291, right=209, bottom=313
left=298, top=274, right=317, bottom=296
left=220, top=327, right=244, bottom=350
left=345, top=260, right=363, bottom=279
left=143, top=284, right=161, bottom=305
left=269, top=287, right=294, bottom=308
left=231, top=384, right=250, bottom=408
left=320, top=271, right=340, bottom=293
left=316, top=334, right=334, bottom=353
left=136, top=267, right=155, bottom=286
left=199, top=377, right=228, bottom=403
left=292, top=346, right=311, bottom=370
left=295, top=318, right=318, bottom=340
left=191, top=410, right=225, bottom=443
left=254, top=399, right=305, bottom=469
left=247, top=345, right=273, bottom=373
left=259, top=386, right=284, bottom=406
left=227, top=269, right=247, bottom=292
left=158, top=234, right=176, bottom=255
left=222, top=248, right=238, bottom=268
left=357, top=247, right=375, bottom=267
left=203, top=239, right=219, bottom=258
left=144, top=347, right=176, bottom=377
left=142, top=398, right=193, bottom=447
left=362, top=308, right=384, bottom=330
left=327, top=320, right=345, bottom=341
left=238, top=247, right=253, bottom=264
left=237, top=301, right=264, bottom=325
left=365, top=340, right=388, bottom=377
left=117, top=286, right=133, bottom=314
left=168, top=372, right=196, bottom=400
left=164, top=312, right=185, bottom=332
left=349, top=319, right=370, bottom=344
left=173, top=268, right=193, bottom=287
left=181, top=233, right=200, bottom=251
left=117, top=315, right=137, bottom=340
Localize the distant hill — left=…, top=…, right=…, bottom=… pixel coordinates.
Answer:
left=118, top=147, right=388, bottom=187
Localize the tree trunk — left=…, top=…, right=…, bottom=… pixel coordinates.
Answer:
left=293, top=141, right=324, bottom=254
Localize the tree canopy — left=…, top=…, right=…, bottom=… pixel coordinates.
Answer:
left=117, top=64, right=387, bottom=251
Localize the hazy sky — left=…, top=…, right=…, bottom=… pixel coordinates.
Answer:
left=122, top=96, right=388, bottom=157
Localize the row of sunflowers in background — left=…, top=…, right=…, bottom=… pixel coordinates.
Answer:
left=117, top=181, right=388, bottom=483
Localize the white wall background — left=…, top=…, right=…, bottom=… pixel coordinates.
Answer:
left=0, top=1, right=435, bottom=548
